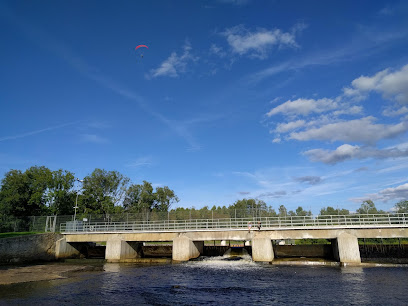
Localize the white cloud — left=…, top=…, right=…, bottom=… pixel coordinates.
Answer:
left=267, top=98, right=338, bottom=117
left=148, top=43, right=198, bottom=78
left=344, top=64, right=408, bottom=103
left=352, top=183, right=408, bottom=203
left=382, top=106, right=408, bottom=117
left=222, top=25, right=298, bottom=59
left=209, top=43, right=227, bottom=57
left=290, top=117, right=408, bottom=144
left=304, top=143, right=408, bottom=164
left=333, top=105, right=363, bottom=116
left=275, top=120, right=306, bottom=133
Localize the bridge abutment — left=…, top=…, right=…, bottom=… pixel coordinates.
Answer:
left=172, top=236, right=203, bottom=261
left=251, top=238, right=274, bottom=262
left=333, top=233, right=361, bottom=265
left=55, top=238, right=87, bottom=259
left=105, top=239, right=143, bottom=262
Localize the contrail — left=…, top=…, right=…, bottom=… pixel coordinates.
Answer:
left=0, top=122, right=79, bottom=142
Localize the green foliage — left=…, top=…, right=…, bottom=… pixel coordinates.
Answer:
left=123, top=181, right=179, bottom=213
left=356, top=200, right=386, bottom=214
left=45, top=169, right=76, bottom=215
left=80, top=168, right=130, bottom=215
left=319, top=206, right=350, bottom=215
left=394, top=200, right=408, bottom=213
left=230, top=198, right=275, bottom=217
left=0, top=166, right=51, bottom=218
left=278, top=205, right=287, bottom=217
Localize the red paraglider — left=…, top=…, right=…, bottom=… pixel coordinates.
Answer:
left=135, top=45, right=148, bottom=50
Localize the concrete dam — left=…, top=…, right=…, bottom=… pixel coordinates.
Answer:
left=55, top=213, right=408, bottom=265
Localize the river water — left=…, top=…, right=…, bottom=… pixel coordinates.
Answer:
left=1, top=255, right=408, bottom=305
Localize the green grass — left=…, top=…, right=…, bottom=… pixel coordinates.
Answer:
left=0, top=232, right=41, bottom=239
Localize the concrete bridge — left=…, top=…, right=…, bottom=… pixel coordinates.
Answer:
left=56, top=213, right=408, bottom=265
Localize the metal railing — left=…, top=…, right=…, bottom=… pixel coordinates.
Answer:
left=60, top=213, right=408, bottom=233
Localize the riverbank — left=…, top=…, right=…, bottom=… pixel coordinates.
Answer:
left=0, top=263, right=102, bottom=285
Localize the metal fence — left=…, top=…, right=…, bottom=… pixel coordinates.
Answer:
left=60, top=213, right=408, bottom=233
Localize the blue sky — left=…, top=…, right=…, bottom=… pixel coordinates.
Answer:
left=1, top=0, right=408, bottom=214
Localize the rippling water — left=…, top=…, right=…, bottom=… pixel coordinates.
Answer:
left=1, top=256, right=408, bottom=305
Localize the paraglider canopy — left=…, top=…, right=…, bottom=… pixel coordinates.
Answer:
left=135, top=45, right=148, bottom=50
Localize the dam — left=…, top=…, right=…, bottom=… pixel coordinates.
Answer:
left=55, top=213, right=408, bottom=265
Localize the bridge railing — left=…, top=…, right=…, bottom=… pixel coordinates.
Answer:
left=60, top=213, right=408, bottom=233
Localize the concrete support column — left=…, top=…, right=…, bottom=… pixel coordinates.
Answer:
left=55, top=238, right=82, bottom=259
left=172, top=236, right=203, bottom=261
left=333, top=233, right=361, bottom=265
left=252, top=238, right=274, bottom=262
left=105, top=240, right=143, bottom=262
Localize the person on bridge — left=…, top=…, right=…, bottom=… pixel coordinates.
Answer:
left=248, top=222, right=252, bottom=233
left=257, top=221, right=262, bottom=231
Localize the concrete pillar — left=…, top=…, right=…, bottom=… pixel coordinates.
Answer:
left=172, top=236, right=203, bottom=261
left=333, top=233, right=361, bottom=265
left=252, top=238, right=274, bottom=262
left=55, top=238, right=82, bottom=259
left=105, top=240, right=143, bottom=262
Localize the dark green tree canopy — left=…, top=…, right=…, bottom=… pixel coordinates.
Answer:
left=123, top=181, right=179, bottom=213
left=80, top=168, right=130, bottom=215
left=320, top=206, right=350, bottom=215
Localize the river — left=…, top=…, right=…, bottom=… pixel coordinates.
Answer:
left=1, top=255, right=407, bottom=305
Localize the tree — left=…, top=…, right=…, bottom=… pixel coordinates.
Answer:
left=356, top=200, right=380, bottom=214
left=154, top=186, right=179, bottom=212
left=394, top=200, right=408, bottom=213
left=45, top=169, right=76, bottom=215
left=80, top=169, right=130, bottom=215
left=0, top=166, right=52, bottom=218
left=124, top=181, right=179, bottom=213
left=123, top=181, right=155, bottom=213
left=231, top=198, right=268, bottom=217
left=278, top=205, right=287, bottom=217
left=295, top=206, right=312, bottom=216
left=320, top=206, right=349, bottom=215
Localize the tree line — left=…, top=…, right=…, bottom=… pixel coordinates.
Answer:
left=0, top=166, right=407, bottom=223
left=0, top=166, right=179, bottom=219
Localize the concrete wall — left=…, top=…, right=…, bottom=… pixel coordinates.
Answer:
left=64, top=227, right=408, bottom=243
left=172, top=236, right=203, bottom=261
left=0, top=233, right=62, bottom=264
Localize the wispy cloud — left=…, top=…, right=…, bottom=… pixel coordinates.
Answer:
left=221, top=25, right=300, bottom=59
left=80, top=134, right=109, bottom=144
left=249, top=29, right=408, bottom=83
left=351, top=182, right=408, bottom=203
left=294, top=176, right=322, bottom=185
left=0, top=122, right=78, bottom=142
left=125, top=156, right=153, bottom=168
left=148, top=42, right=198, bottom=78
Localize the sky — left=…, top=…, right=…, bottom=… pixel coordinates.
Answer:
left=1, top=0, right=408, bottom=214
